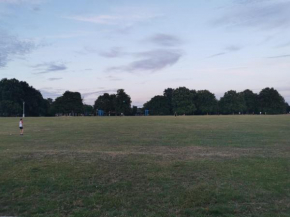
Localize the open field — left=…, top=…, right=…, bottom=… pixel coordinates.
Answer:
left=0, top=116, right=290, bottom=217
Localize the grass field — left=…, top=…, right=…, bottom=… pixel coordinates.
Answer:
left=0, top=116, right=289, bottom=217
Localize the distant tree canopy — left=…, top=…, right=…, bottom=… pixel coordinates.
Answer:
left=172, top=87, right=196, bottom=115
left=163, top=88, right=174, bottom=114
left=143, top=95, right=170, bottom=115
left=219, top=90, right=246, bottom=114
left=94, top=89, right=132, bottom=115
left=1, top=78, right=289, bottom=116
left=241, top=89, right=258, bottom=114
left=258, top=88, right=286, bottom=114
left=94, top=93, right=116, bottom=114
left=83, top=104, right=94, bottom=116
left=143, top=87, right=289, bottom=115
left=0, top=78, right=48, bottom=116
left=286, top=103, right=290, bottom=113
left=195, top=90, right=218, bottom=115
left=52, top=91, right=83, bottom=115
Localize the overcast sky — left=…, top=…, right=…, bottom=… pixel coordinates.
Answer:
left=1, top=0, right=290, bottom=106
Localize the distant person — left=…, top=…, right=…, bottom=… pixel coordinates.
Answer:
left=19, top=118, right=24, bottom=135
left=174, top=112, right=177, bottom=117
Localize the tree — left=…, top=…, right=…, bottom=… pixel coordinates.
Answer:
left=132, top=106, right=138, bottom=115
left=0, top=100, right=22, bottom=116
left=163, top=88, right=174, bottom=115
left=115, top=89, right=132, bottom=115
left=286, top=102, right=290, bottom=113
left=47, top=98, right=53, bottom=105
left=0, top=78, right=47, bottom=116
left=83, top=104, right=94, bottom=116
left=143, top=95, right=171, bottom=115
left=258, top=88, right=286, bottom=114
left=241, top=89, right=258, bottom=114
left=172, top=87, right=196, bottom=115
left=94, top=93, right=116, bottom=114
left=195, top=90, right=218, bottom=115
left=219, top=90, right=246, bottom=114
left=52, top=91, right=83, bottom=115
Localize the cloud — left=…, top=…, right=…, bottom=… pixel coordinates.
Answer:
left=208, top=45, right=242, bottom=58
left=208, top=52, right=226, bottom=58
left=106, top=75, right=122, bottom=81
left=267, top=54, right=290, bottom=58
left=276, top=41, right=290, bottom=48
left=82, top=89, right=119, bottom=104
left=225, top=45, right=242, bottom=52
left=0, top=30, right=36, bottom=68
left=99, top=47, right=126, bottom=58
left=82, top=89, right=118, bottom=98
left=214, top=0, right=290, bottom=30
left=32, top=5, right=40, bottom=11
left=32, top=62, right=67, bottom=74
left=0, top=0, right=43, bottom=4
left=107, top=49, right=183, bottom=73
left=146, top=34, right=182, bottom=47
left=39, top=87, right=64, bottom=99
left=65, top=13, right=162, bottom=26
left=48, top=77, right=62, bottom=81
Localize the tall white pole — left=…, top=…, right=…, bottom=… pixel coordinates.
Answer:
left=23, top=101, right=25, bottom=118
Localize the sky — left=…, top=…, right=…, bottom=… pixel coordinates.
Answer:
left=0, top=0, right=290, bottom=106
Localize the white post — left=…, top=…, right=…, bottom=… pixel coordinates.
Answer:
left=23, top=101, right=25, bottom=118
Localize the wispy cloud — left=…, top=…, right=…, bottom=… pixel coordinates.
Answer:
left=267, top=54, right=290, bottom=59
left=107, top=49, right=183, bottom=73
left=208, top=52, right=226, bottom=58
left=276, top=41, right=290, bottom=48
left=82, top=89, right=118, bottom=98
left=39, top=87, right=64, bottom=99
left=99, top=47, right=126, bottom=58
left=225, top=45, right=242, bottom=52
left=106, top=75, right=122, bottom=81
left=0, top=30, right=36, bottom=68
left=146, top=34, right=182, bottom=47
left=82, top=89, right=119, bottom=105
left=44, top=31, right=91, bottom=39
left=214, top=0, right=290, bottom=30
left=65, top=13, right=163, bottom=26
left=0, top=0, right=42, bottom=4
left=32, top=62, right=67, bottom=74
left=208, top=45, right=242, bottom=58
left=48, top=77, right=63, bottom=81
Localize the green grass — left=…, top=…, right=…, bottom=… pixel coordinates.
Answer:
left=0, top=116, right=289, bottom=216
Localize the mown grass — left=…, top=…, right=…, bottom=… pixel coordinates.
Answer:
left=0, top=116, right=289, bottom=216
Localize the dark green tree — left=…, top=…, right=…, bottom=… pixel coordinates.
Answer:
left=219, top=90, right=246, bottom=114
left=115, top=89, right=132, bottom=115
left=195, top=90, right=218, bottom=115
left=258, top=88, right=286, bottom=114
left=0, top=78, right=47, bottom=116
left=94, top=93, right=116, bottom=114
left=143, top=95, right=171, bottom=115
left=0, top=100, right=22, bottom=116
left=241, top=89, right=258, bottom=114
left=163, top=88, right=174, bottom=115
left=172, top=87, right=196, bottom=115
left=83, top=104, right=94, bottom=116
left=52, top=91, right=83, bottom=115
left=286, top=102, right=290, bottom=113
left=132, top=106, right=138, bottom=115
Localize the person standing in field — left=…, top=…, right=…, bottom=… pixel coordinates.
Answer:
left=19, top=118, right=24, bottom=135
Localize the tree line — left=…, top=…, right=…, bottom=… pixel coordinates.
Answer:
left=0, top=78, right=289, bottom=116
left=144, top=87, right=289, bottom=115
